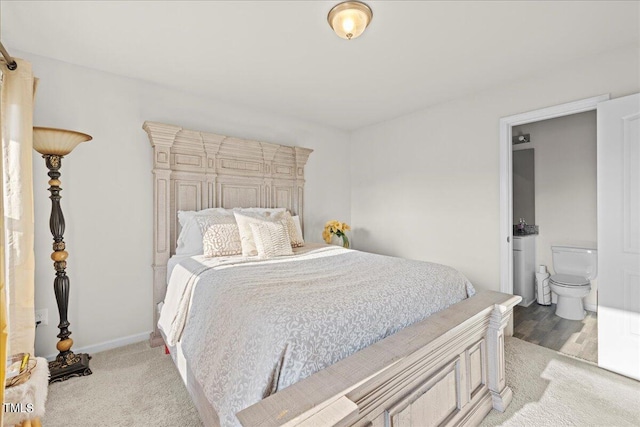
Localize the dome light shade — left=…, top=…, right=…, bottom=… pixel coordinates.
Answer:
left=328, top=1, right=373, bottom=40
left=33, top=127, right=92, bottom=156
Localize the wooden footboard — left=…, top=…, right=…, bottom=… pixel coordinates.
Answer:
left=237, top=291, right=520, bottom=427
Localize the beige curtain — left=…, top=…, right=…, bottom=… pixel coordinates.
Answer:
left=1, top=59, right=37, bottom=372
left=0, top=229, right=5, bottom=425
left=0, top=137, right=6, bottom=426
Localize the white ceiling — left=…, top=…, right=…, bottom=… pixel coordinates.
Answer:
left=2, top=1, right=639, bottom=130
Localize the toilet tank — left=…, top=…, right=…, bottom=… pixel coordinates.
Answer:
left=551, top=245, right=598, bottom=280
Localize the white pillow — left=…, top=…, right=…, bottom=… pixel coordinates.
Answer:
left=175, top=208, right=234, bottom=255
left=234, top=211, right=287, bottom=256
left=239, top=210, right=301, bottom=245
left=233, top=207, right=286, bottom=217
left=284, top=214, right=304, bottom=248
left=292, top=215, right=304, bottom=244
left=250, top=221, right=293, bottom=258
left=197, top=217, right=242, bottom=258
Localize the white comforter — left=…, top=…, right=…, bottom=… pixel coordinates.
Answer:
left=159, top=244, right=475, bottom=427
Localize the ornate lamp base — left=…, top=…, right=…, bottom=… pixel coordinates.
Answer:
left=48, top=351, right=92, bottom=384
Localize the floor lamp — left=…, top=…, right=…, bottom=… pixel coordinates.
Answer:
left=33, top=127, right=93, bottom=383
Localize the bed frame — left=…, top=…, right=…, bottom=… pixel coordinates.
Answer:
left=143, top=121, right=313, bottom=347
left=143, top=121, right=520, bottom=426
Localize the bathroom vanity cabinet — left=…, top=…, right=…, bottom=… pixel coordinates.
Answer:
left=513, top=235, right=536, bottom=307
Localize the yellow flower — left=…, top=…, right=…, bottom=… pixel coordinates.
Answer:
left=322, top=219, right=350, bottom=243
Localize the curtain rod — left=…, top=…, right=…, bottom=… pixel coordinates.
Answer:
left=0, top=41, right=17, bottom=70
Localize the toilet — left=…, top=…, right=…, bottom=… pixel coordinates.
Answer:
left=549, top=245, right=597, bottom=320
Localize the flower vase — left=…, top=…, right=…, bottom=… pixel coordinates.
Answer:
left=330, top=233, right=350, bottom=248
left=340, top=233, right=350, bottom=249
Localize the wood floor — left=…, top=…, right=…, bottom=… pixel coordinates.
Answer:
left=513, top=303, right=598, bottom=363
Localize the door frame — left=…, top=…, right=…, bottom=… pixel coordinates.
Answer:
left=498, top=94, right=610, bottom=295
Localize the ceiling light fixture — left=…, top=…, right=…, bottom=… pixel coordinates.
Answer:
left=327, top=1, right=373, bottom=40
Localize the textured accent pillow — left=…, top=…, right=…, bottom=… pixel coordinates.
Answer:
left=250, top=221, right=293, bottom=258
left=176, top=208, right=234, bottom=255
left=285, top=214, right=304, bottom=248
left=196, top=215, right=242, bottom=258
left=234, top=211, right=286, bottom=256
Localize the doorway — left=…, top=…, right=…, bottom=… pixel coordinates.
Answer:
left=499, top=95, right=609, bottom=295
left=499, top=95, right=608, bottom=363
left=512, top=110, right=599, bottom=362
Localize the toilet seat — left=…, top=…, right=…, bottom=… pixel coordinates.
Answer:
left=550, top=274, right=589, bottom=287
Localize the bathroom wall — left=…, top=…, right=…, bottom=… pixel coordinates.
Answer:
left=513, top=111, right=597, bottom=309
left=512, top=148, right=535, bottom=225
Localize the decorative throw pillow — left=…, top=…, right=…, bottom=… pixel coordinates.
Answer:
left=249, top=221, right=293, bottom=258
left=234, top=211, right=286, bottom=256
left=197, top=216, right=242, bottom=258
left=176, top=208, right=234, bottom=255
left=284, top=213, right=304, bottom=248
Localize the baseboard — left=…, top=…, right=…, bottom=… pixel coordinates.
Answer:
left=584, top=303, right=597, bottom=313
left=520, top=298, right=535, bottom=308
left=43, top=331, right=151, bottom=361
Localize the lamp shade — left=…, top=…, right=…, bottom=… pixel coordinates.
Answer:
left=33, top=127, right=92, bottom=156
left=328, top=1, right=372, bottom=40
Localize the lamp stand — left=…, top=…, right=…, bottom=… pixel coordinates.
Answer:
left=43, top=154, right=92, bottom=383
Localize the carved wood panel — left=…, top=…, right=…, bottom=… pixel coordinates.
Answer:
left=386, top=358, right=461, bottom=427
left=466, top=339, right=487, bottom=400
left=274, top=186, right=293, bottom=211
left=155, top=176, right=169, bottom=254
left=171, top=179, right=203, bottom=250
left=219, top=183, right=261, bottom=209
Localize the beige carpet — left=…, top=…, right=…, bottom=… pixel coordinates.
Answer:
left=481, top=338, right=640, bottom=426
left=45, top=338, right=639, bottom=427
left=45, top=342, right=202, bottom=426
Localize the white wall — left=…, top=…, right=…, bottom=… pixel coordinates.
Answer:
left=513, top=111, right=598, bottom=308
left=19, top=50, right=351, bottom=358
left=350, top=45, right=639, bottom=293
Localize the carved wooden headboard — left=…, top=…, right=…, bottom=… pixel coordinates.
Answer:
left=143, top=121, right=313, bottom=346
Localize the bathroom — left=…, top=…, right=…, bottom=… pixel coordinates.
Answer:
left=511, top=110, right=598, bottom=363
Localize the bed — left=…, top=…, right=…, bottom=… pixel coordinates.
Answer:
left=143, top=121, right=520, bottom=427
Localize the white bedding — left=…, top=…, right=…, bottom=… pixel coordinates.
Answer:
left=166, top=254, right=192, bottom=284
left=159, top=245, right=475, bottom=427
left=159, top=243, right=345, bottom=345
